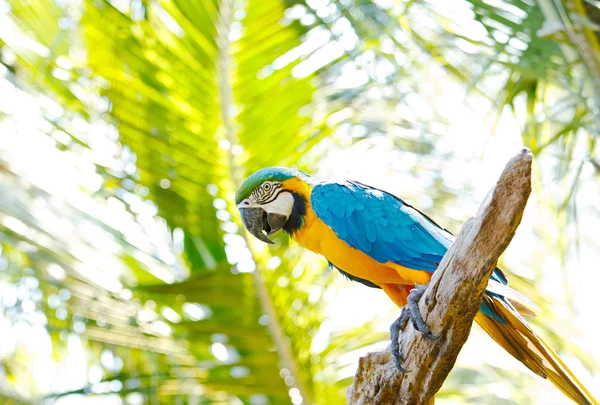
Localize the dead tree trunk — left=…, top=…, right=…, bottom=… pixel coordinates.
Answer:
left=347, top=149, right=533, bottom=405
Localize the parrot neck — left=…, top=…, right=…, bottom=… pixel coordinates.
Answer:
left=283, top=192, right=307, bottom=234
left=280, top=176, right=313, bottom=235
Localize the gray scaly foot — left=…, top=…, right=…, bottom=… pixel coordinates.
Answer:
left=407, top=283, right=436, bottom=340
left=390, top=307, right=411, bottom=373
left=389, top=283, right=437, bottom=372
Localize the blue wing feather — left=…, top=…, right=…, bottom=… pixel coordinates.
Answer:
left=311, top=181, right=450, bottom=273
left=311, top=180, right=511, bottom=323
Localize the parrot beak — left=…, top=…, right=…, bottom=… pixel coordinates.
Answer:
left=239, top=208, right=289, bottom=244
left=266, top=213, right=288, bottom=236
left=239, top=207, right=275, bottom=244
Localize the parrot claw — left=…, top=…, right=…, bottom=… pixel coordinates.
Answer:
left=391, top=349, right=410, bottom=373
left=390, top=307, right=411, bottom=373
left=389, top=284, right=437, bottom=372
left=407, top=283, right=436, bottom=340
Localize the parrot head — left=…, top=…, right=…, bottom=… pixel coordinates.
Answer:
left=235, top=167, right=311, bottom=244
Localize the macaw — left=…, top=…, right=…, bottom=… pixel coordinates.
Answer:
left=235, top=167, right=596, bottom=404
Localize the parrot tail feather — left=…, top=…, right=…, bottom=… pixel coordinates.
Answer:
left=475, top=296, right=597, bottom=405
left=506, top=298, right=537, bottom=318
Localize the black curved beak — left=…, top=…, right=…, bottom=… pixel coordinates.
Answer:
left=240, top=207, right=274, bottom=244
left=239, top=208, right=289, bottom=244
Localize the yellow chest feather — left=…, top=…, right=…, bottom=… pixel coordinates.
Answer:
left=292, top=209, right=430, bottom=286
left=280, top=178, right=431, bottom=287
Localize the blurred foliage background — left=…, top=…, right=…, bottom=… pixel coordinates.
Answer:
left=0, top=0, right=599, bottom=404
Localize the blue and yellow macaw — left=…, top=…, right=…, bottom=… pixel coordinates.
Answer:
left=236, top=167, right=596, bottom=404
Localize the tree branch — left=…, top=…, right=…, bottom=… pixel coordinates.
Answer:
left=347, top=148, right=533, bottom=405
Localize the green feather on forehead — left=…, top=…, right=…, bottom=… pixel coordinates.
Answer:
left=235, top=167, right=311, bottom=204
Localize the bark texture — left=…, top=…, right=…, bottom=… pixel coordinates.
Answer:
left=347, top=149, right=533, bottom=405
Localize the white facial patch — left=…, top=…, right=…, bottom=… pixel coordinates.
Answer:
left=261, top=192, right=294, bottom=217
left=237, top=198, right=255, bottom=208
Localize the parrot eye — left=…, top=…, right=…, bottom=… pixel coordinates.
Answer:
left=251, top=182, right=281, bottom=203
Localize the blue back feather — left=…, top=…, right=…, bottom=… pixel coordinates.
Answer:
left=311, top=181, right=452, bottom=272
left=311, top=180, right=508, bottom=322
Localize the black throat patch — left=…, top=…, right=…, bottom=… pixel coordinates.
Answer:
left=283, top=192, right=307, bottom=234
